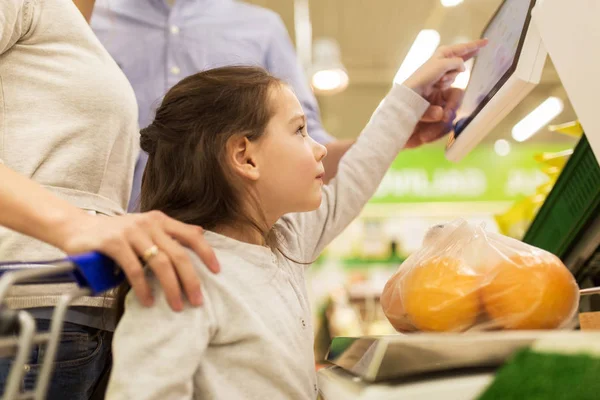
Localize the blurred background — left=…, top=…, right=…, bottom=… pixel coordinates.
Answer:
left=248, top=0, right=575, bottom=143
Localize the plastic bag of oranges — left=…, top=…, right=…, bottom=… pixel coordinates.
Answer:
left=381, top=220, right=579, bottom=333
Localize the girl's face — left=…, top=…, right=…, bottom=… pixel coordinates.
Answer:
left=251, top=85, right=327, bottom=224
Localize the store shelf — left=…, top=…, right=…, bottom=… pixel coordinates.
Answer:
left=523, top=134, right=600, bottom=280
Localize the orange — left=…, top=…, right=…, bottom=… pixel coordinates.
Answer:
left=481, top=254, right=578, bottom=330
left=401, top=256, right=481, bottom=332
left=381, top=271, right=417, bottom=332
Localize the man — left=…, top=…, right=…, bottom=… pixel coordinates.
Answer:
left=92, top=0, right=458, bottom=211
left=92, top=0, right=349, bottom=210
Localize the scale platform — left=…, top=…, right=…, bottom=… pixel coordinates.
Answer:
left=317, top=365, right=495, bottom=400
left=324, top=331, right=588, bottom=382
left=319, top=331, right=600, bottom=400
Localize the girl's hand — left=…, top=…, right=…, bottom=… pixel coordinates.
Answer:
left=404, top=39, right=488, bottom=98
left=402, top=39, right=488, bottom=148
left=56, top=211, right=220, bottom=312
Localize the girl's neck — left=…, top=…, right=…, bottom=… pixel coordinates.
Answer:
left=212, top=223, right=269, bottom=247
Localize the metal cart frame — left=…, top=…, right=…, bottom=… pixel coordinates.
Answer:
left=0, top=253, right=123, bottom=400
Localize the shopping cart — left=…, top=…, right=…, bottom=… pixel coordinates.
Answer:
left=0, top=252, right=124, bottom=400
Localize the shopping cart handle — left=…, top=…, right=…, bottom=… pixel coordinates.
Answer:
left=0, top=253, right=124, bottom=295
left=0, top=309, right=20, bottom=335
left=68, top=252, right=125, bottom=295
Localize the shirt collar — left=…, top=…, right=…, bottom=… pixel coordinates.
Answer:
left=203, top=230, right=276, bottom=267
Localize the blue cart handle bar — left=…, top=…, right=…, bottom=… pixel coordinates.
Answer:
left=0, top=252, right=125, bottom=295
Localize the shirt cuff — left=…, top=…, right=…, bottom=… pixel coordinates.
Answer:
left=390, top=84, right=431, bottom=117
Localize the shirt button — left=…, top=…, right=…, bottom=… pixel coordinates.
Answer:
left=170, top=66, right=181, bottom=75
left=170, top=25, right=180, bottom=35
left=301, top=319, right=306, bottom=328
left=314, top=384, right=318, bottom=392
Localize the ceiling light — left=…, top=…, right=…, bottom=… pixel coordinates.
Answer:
left=494, top=139, right=511, bottom=156
left=311, top=38, right=349, bottom=95
left=394, top=29, right=440, bottom=85
left=441, top=0, right=464, bottom=7
left=512, top=97, right=565, bottom=142
left=312, top=69, right=349, bottom=93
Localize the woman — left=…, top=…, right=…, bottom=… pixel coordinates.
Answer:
left=0, top=1, right=217, bottom=398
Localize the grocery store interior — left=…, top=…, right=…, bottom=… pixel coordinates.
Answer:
left=1, top=0, right=599, bottom=399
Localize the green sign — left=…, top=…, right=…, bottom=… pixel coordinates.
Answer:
left=370, top=143, right=571, bottom=203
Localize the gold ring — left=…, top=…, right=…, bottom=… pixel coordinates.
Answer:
left=142, top=245, right=160, bottom=263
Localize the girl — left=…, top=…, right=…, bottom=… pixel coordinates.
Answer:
left=107, top=39, right=486, bottom=399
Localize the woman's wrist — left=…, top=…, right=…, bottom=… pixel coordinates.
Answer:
left=42, top=206, right=91, bottom=253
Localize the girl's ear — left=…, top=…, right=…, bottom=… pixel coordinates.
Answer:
left=227, top=136, right=260, bottom=181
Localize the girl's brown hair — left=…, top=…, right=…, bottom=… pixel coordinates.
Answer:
left=115, top=66, right=291, bottom=318
left=139, top=65, right=282, bottom=228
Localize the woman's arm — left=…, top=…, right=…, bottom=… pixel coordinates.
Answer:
left=0, top=164, right=219, bottom=311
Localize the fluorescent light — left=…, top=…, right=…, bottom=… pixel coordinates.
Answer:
left=441, top=0, right=464, bottom=7
left=394, top=30, right=440, bottom=84
left=312, top=69, right=349, bottom=93
left=311, top=38, right=349, bottom=95
left=494, top=139, right=511, bottom=156
left=512, top=97, right=564, bottom=142
left=452, top=59, right=473, bottom=89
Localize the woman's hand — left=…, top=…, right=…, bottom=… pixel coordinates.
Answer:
left=56, top=211, right=220, bottom=312
left=405, top=87, right=464, bottom=148
left=0, top=164, right=217, bottom=312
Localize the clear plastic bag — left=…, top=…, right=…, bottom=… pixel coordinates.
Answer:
left=381, top=220, right=580, bottom=332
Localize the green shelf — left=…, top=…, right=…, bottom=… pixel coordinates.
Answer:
left=523, top=134, right=600, bottom=271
